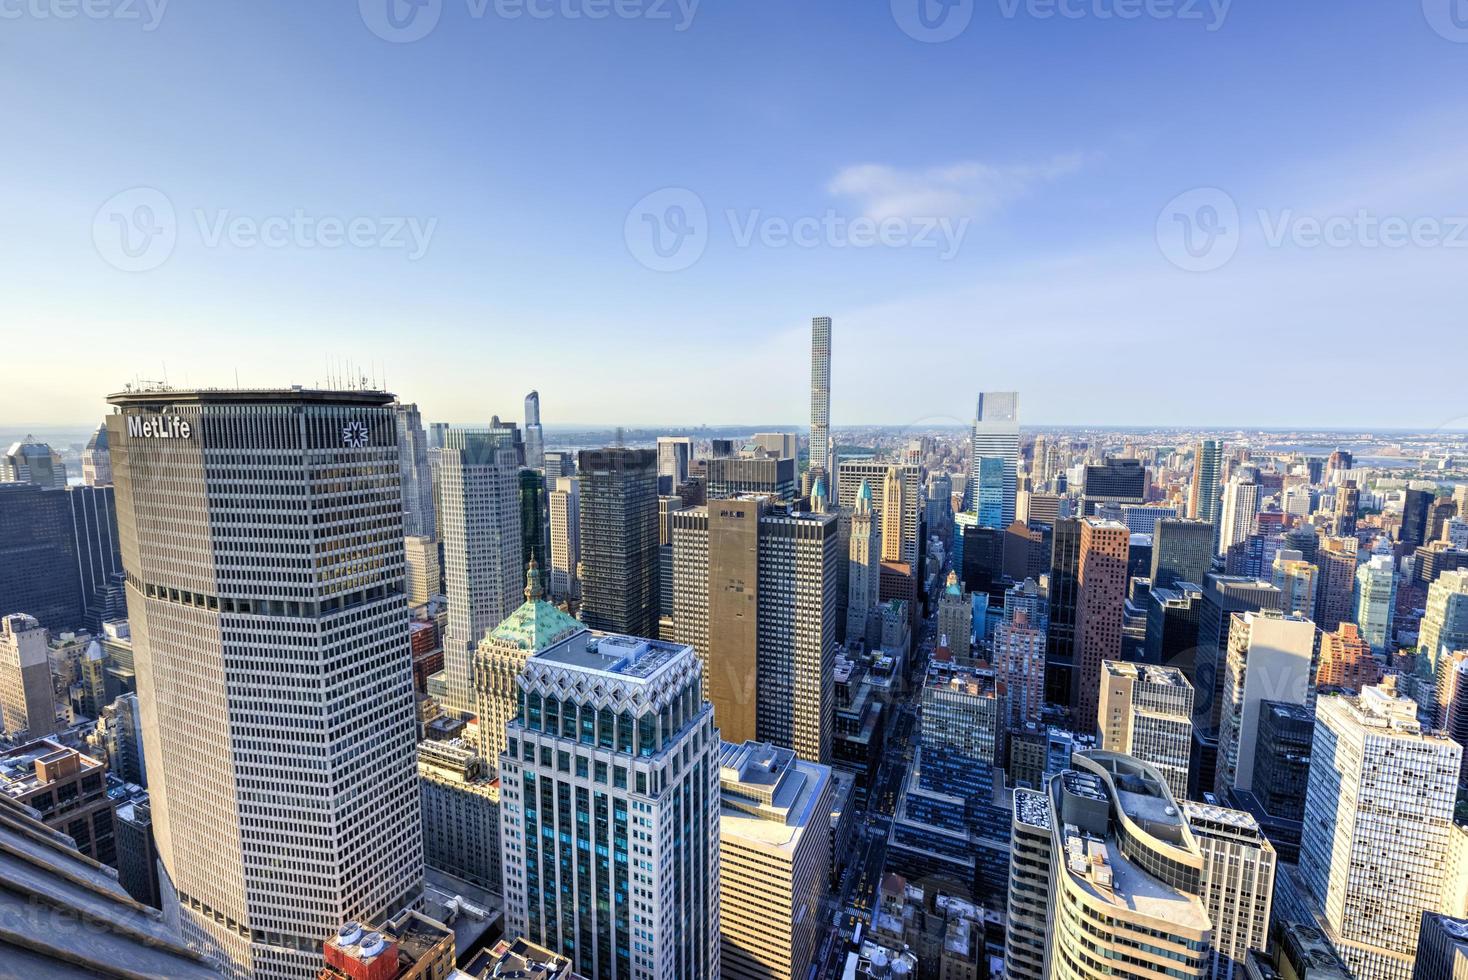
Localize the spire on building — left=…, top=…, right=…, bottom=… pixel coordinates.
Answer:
left=525, top=558, right=543, bottom=603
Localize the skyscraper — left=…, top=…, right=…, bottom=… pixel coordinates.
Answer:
left=671, top=496, right=837, bottom=762
left=1189, top=439, right=1225, bottom=527
left=1097, top=661, right=1193, bottom=799
left=577, top=448, right=659, bottom=637
left=523, top=390, right=544, bottom=471
left=1420, top=569, right=1468, bottom=674
left=1313, top=534, right=1360, bottom=632
left=66, top=483, right=125, bottom=629
left=1301, top=679, right=1463, bottom=980
left=1353, top=552, right=1398, bottom=654
left=108, top=387, right=423, bottom=978
left=835, top=459, right=921, bottom=568
left=1074, top=518, right=1130, bottom=732
left=845, top=480, right=881, bottom=648
left=1217, top=478, right=1260, bottom=558
left=498, top=630, right=720, bottom=980
left=880, top=465, right=905, bottom=563
left=392, top=401, right=436, bottom=538
left=971, top=392, right=1019, bottom=529
left=2, top=437, right=67, bottom=488
left=547, top=475, right=580, bottom=600
left=0, top=482, right=85, bottom=631
left=809, top=316, right=832, bottom=481
left=1401, top=488, right=1434, bottom=550
left=441, top=426, right=525, bottom=716
left=1214, top=611, right=1317, bottom=799
left=655, top=436, right=691, bottom=494
left=81, top=422, right=113, bottom=486
left=1181, top=800, right=1277, bottom=980
left=470, top=563, right=585, bottom=762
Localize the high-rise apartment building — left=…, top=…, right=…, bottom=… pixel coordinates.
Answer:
left=0, top=612, right=57, bottom=738
left=548, top=475, right=580, bottom=600
left=498, top=631, right=720, bottom=980
left=1218, top=479, right=1261, bottom=558
left=1300, top=679, right=1463, bottom=980
left=971, top=392, right=1019, bottom=529
left=995, top=606, right=1046, bottom=726
left=392, top=401, right=436, bottom=538
left=441, top=425, right=525, bottom=715
left=717, top=740, right=832, bottom=980
left=1353, top=552, right=1397, bottom=654
left=1272, top=549, right=1318, bottom=618
left=1097, top=661, right=1193, bottom=799
left=108, top=387, right=423, bottom=978
left=577, top=448, right=659, bottom=637
left=1215, top=611, right=1317, bottom=799
left=524, top=390, right=544, bottom=471
left=1074, top=519, right=1130, bottom=733
left=1316, top=622, right=1382, bottom=692
left=1190, top=439, right=1225, bottom=526
left=810, top=316, right=833, bottom=480
left=1313, top=535, right=1360, bottom=632
left=671, top=497, right=836, bottom=762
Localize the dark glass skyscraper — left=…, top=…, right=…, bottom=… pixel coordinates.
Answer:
left=66, top=485, right=124, bottom=629
left=1150, top=518, right=1215, bottom=591
left=577, top=448, right=658, bottom=637
left=0, top=483, right=83, bottom=630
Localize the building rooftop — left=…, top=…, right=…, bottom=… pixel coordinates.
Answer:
left=0, top=793, right=221, bottom=977
left=1102, top=660, right=1191, bottom=689
left=107, top=385, right=395, bottom=406
left=535, top=631, right=691, bottom=681
left=456, top=936, right=579, bottom=980
left=0, top=740, right=104, bottom=800
left=1014, top=788, right=1052, bottom=830
left=719, top=741, right=827, bottom=847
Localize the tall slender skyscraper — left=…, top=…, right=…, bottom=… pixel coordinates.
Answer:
left=1074, top=518, right=1130, bottom=732
left=577, top=448, right=659, bottom=637
left=971, top=392, right=1020, bottom=529
left=523, top=390, right=544, bottom=471
left=441, top=426, right=525, bottom=716
left=547, top=475, right=580, bottom=600
left=809, top=316, right=832, bottom=482
left=108, top=387, right=423, bottom=979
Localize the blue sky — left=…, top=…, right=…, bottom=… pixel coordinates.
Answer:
left=3, top=0, right=1466, bottom=429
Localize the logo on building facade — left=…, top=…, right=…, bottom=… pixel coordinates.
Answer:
left=126, top=415, right=192, bottom=439
left=342, top=420, right=370, bottom=448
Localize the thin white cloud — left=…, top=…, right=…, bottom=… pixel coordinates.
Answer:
left=827, top=154, right=1090, bottom=222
